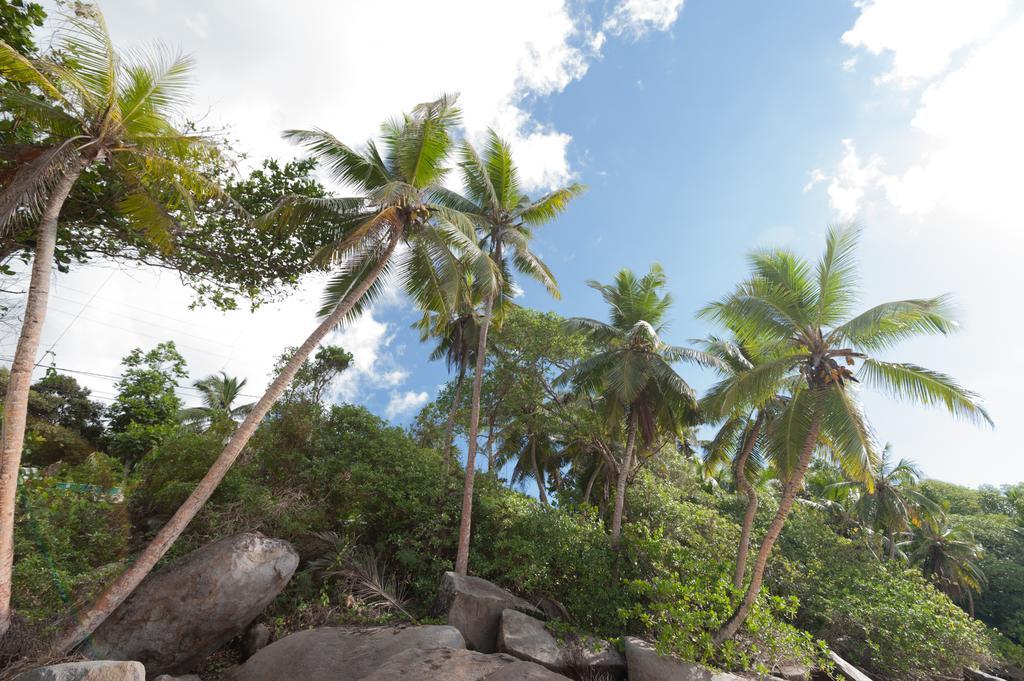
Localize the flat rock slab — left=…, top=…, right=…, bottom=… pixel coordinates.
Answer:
left=966, top=670, right=1006, bottom=681
left=88, top=533, right=298, bottom=676
left=13, top=660, right=145, bottom=681
left=624, top=637, right=743, bottom=681
left=436, top=571, right=544, bottom=653
left=775, top=664, right=811, bottom=680
left=357, top=647, right=571, bottom=681
left=497, top=609, right=624, bottom=678
left=828, top=652, right=874, bottom=681
left=226, top=625, right=465, bottom=681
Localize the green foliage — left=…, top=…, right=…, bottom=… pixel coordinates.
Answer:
left=105, top=342, right=188, bottom=467
left=772, top=505, right=993, bottom=679
left=0, top=1, right=45, bottom=57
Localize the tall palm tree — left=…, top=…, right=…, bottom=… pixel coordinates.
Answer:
left=179, top=371, right=255, bottom=429
left=0, top=7, right=233, bottom=636
left=441, top=130, right=584, bottom=575
left=702, top=225, right=991, bottom=644
left=561, top=265, right=721, bottom=544
left=906, top=513, right=986, bottom=615
left=413, top=272, right=481, bottom=475
left=830, top=444, right=938, bottom=561
left=700, top=335, right=787, bottom=589
left=54, top=95, right=489, bottom=653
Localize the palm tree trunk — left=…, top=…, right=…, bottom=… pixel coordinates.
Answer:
left=441, top=359, right=467, bottom=476
left=485, top=411, right=497, bottom=473
left=967, top=588, right=975, bottom=617
left=530, top=437, right=548, bottom=507
left=583, top=465, right=600, bottom=505
left=52, top=235, right=399, bottom=654
left=609, top=410, right=638, bottom=546
left=713, top=410, right=821, bottom=645
left=454, top=291, right=494, bottom=575
left=0, top=159, right=85, bottom=637
left=886, top=529, right=896, bottom=561
left=733, top=417, right=763, bottom=590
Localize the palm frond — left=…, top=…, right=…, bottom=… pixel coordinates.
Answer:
left=859, top=360, right=993, bottom=426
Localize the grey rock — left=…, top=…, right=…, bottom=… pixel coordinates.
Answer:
left=966, top=670, right=1006, bottom=681
left=12, top=660, right=145, bottom=681
left=497, top=609, right=624, bottom=678
left=153, top=676, right=202, bottom=681
left=88, top=533, right=298, bottom=677
left=828, top=651, right=874, bottom=681
left=436, top=571, right=544, bottom=653
left=623, top=637, right=743, bottom=681
left=357, top=647, right=570, bottom=681
left=239, top=623, right=271, bottom=660
left=225, top=625, right=465, bottom=681
left=775, top=664, right=811, bottom=681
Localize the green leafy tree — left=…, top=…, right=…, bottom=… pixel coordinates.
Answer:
left=276, top=344, right=353, bottom=404
left=701, top=225, right=992, bottom=644
left=0, top=1, right=44, bottom=58
left=561, top=265, right=720, bottom=544
left=54, top=95, right=490, bottom=653
left=105, top=342, right=188, bottom=468
left=441, top=130, right=583, bottom=574
left=0, top=5, right=235, bottom=633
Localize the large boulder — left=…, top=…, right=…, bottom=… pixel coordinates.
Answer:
left=88, top=533, right=298, bottom=676
left=225, top=625, right=465, bottom=681
left=357, top=647, right=571, bottom=681
left=828, top=651, right=874, bottom=681
left=12, top=660, right=144, bottom=681
left=623, top=637, right=743, bottom=681
left=435, top=572, right=544, bottom=653
left=497, top=609, right=625, bottom=678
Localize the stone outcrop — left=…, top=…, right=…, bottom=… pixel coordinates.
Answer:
left=623, top=637, right=744, bottom=681
left=225, top=625, right=465, bottom=681
left=239, top=623, right=271, bottom=660
left=497, top=609, right=625, bottom=678
left=12, top=661, right=145, bottom=681
left=358, top=648, right=570, bottom=681
left=435, top=572, right=544, bottom=653
left=88, top=533, right=298, bottom=676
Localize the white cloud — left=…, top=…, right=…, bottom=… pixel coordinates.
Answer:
left=604, top=0, right=685, bottom=38
left=385, top=390, right=429, bottom=420
left=329, top=311, right=408, bottom=403
left=805, top=140, right=884, bottom=221
left=823, top=3, right=1024, bottom=232
left=84, top=0, right=680, bottom=192
left=841, top=0, right=1010, bottom=86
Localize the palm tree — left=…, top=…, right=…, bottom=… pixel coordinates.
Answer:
left=561, top=265, right=721, bottom=544
left=906, top=513, right=986, bottom=615
left=413, top=272, right=481, bottom=475
left=702, top=225, right=991, bottom=644
left=0, top=7, right=233, bottom=636
left=441, top=130, right=584, bottom=575
left=700, top=335, right=787, bottom=589
left=830, top=444, right=937, bottom=561
left=179, top=372, right=255, bottom=429
left=53, top=95, right=489, bottom=653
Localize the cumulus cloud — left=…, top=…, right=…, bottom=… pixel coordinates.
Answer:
left=385, top=390, right=430, bottom=420
left=604, top=0, right=685, bottom=38
left=329, top=311, right=408, bottom=404
left=841, top=0, right=1010, bottom=85
left=805, top=140, right=884, bottom=221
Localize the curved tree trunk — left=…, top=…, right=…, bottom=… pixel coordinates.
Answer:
left=52, top=234, right=399, bottom=654
left=583, top=465, right=600, bottom=505
left=0, top=159, right=86, bottom=638
left=441, top=359, right=468, bottom=477
left=886, top=529, right=896, bottom=561
left=733, top=416, right=763, bottom=590
left=609, top=410, right=638, bottom=546
left=713, top=410, right=821, bottom=645
left=454, top=291, right=495, bottom=575
left=530, top=437, right=548, bottom=507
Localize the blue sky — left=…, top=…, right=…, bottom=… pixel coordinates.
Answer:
left=12, top=0, right=1023, bottom=486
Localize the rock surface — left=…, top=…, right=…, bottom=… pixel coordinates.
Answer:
left=775, top=664, right=811, bottom=680
left=358, top=647, right=570, bottom=681
left=239, top=623, right=271, bottom=660
left=435, top=571, right=544, bottom=653
left=87, top=533, right=298, bottom=676
left=966, top=670, right=1006, bottom=681
left=225, top=625, right=465, bottom=681
left=12, top=660, right=145, bottom=681
left=497, top=609, right=624, bottom=678
left=828, top=651, right=874, bottom=681
left=153, top=676, right=202, bottom=681
left=623, top=637, right=743, bottom=681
